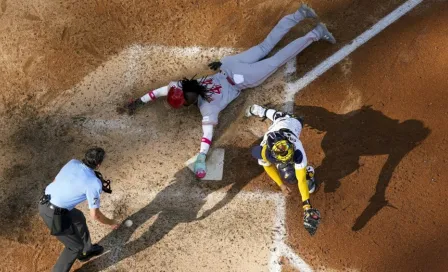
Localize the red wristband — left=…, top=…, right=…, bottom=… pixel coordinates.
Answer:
left=201, top=137, right=212, bottom=145
left=148, top=91, right=156, bottom=101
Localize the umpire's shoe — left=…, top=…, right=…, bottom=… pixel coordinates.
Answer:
left=78, top=244, right=104, bottom=262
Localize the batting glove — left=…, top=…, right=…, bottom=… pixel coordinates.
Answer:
left=208, top=61, right=222, bottom=71
left=126, top=98, right=144, bottom=115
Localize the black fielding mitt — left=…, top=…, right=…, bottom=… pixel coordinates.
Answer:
left=303, top=208, right=321, bottom=236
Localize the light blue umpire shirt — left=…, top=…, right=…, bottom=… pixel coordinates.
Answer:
left=45, top=159, right=103, bottom=211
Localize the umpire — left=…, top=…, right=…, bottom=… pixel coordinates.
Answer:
left=38, top=147, right=119, bottom=272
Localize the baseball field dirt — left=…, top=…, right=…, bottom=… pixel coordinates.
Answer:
left=0, top=0, right=446, bottom=271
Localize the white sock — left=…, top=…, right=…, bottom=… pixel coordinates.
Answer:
left=140, top=93, right=152, bottom=103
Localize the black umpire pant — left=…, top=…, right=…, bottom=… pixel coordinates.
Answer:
left=39, top=203, right=92, bottom=272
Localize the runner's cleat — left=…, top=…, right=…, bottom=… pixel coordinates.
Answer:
left=314, top=23, right=336, bottom=44
left=298, top=4, right=318, bottom=19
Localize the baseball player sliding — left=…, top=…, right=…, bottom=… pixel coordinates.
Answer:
left=125, top=4, right=336, bottom=179
left=246, top=104, right=320, bottom=236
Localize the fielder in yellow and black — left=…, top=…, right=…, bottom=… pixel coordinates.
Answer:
left=246, top=104, right=321, bottom=236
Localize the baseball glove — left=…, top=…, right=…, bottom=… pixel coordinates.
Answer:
left=208, top=61, right=222, bottom=71
left=303, top=208, right=321, bottom=236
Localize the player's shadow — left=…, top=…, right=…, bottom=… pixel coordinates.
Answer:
left=75, top=142, right=263, bottom=271
left=295, top=105, right=430, bottom=231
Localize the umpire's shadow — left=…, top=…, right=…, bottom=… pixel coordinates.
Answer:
left=295, top=105, right=430, bottom=231
left=76, top=141, right=263, bottom=271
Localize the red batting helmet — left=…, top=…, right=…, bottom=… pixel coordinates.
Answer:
left=167, top=85, right=185, bottom=109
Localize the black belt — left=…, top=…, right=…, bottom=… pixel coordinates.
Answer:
left=47, top=203, right=68, bottom=213
left=39, top=194, right=73, bottom=235
left=47, top=202, right=62, bottom=210
left=40, top=195, right=69, bottom=214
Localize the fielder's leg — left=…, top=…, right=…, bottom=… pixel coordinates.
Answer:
left=237, top=23, right=335, bottom=89
left=246, top=104, right=286, bottom=122
left=222, top=4, right=317, bottom=65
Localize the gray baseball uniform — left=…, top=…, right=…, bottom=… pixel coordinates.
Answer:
left=220, top=9, right=319, bottom=89
left=193, top=9, right=319, bottom=125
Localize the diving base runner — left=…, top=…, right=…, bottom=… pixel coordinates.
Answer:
left=124, top=4, right=336, bottom=181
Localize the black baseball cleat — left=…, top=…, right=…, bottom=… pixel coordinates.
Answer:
left=77, top=244, right=104, bottom=262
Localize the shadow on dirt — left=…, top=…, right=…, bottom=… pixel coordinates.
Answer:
left=75, top=141, right=263, bottom=271
left=0, top=113, right=80, bottom=241
left=295, top=105, right=430, bottom=231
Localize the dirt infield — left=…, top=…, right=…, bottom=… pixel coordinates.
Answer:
left=0, top=0, right=447, bottom=271
left=288, top=1, right=448, bottom=271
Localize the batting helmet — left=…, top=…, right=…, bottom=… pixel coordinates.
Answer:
left=167, top=85, right=185, bottom=109
left=266, top=131, right=294, bottom=163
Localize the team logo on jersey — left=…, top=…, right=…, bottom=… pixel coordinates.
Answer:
left=203, top=78, right=213, bottom=85
left=202, top=78, right=222, bottom=94
left=283, top=131, right=297, bottom=143
left=209, top=85, right=222, bottom=94
left=94, top=198, right=98, bottom=205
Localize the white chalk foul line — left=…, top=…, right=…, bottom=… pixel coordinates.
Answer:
left=283, top=0, right=424, bottom=112
left=203, top=190, right=311, bottom=271
left=269, top=191, right=312, bottom=272
left=285, top=59, right=297, bottom=76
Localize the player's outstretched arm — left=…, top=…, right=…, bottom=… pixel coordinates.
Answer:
left=124, top=85, right=169, bottom=115
left=140, top=85, right=169, bottom=102
left=194, top=124, right=214, bottom=179
left=90, top=208, right=120, bottom=229
left=296, top=167, right=310, bottom=205
left=296, top=166, right=321, bottom=236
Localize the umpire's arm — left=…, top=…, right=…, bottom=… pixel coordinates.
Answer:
left=90, top=208, right=116, bottom=226
left=86, top=185, right=119, bottom=228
